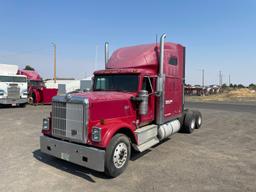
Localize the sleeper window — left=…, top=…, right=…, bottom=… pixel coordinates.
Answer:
left=169, top=56, right=178, bottom=66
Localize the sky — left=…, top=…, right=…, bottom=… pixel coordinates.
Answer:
left=0, top=0, right=255, bottom=85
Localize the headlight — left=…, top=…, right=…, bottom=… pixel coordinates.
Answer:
left=92, top=127, right=101, bottom=142
left=42, top=118, right=49, bottom=130
left=22, top=89, right=28, bottom=95
left=0, top=90, right=5, bottom=96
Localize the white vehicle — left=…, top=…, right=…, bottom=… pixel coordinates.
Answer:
left=0, top=64, right=28, bottom=107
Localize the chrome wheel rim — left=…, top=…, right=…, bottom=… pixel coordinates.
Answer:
left=198, top=116, right=202, bottom=126
left=113, top=142, right=128, bottom=169
left=191, top=119, right=196, bottom=129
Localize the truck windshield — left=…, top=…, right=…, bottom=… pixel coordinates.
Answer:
left=0, top=75, right=27, bottom=82
left=94, top=74, right=138, bottom=92
left=29, top=80, right=44, bottom=87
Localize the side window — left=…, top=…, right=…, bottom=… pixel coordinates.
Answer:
left=169, top=56, right=178, bottom=66
left=142, top=77, right=153, bottom=93
left=95, top=77, right=107, bottom=90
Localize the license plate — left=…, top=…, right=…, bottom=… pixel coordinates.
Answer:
left=61, top=153, right=70, bottom=161
left=12, top=103, right=17, bottom=106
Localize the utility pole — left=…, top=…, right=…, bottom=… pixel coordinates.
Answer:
left=219, top=70, right=222, bottom=87
left=202, top=69, right=205, bottom=87
left=51, top=43, right=57, bottom=83
left=229, top=74, right=231, bottom=86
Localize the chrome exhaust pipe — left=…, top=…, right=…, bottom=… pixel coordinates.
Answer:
left=104, top=42, right=109, bottom=68
left=156, top=33, right=166, bottom=93
left=159, top=33, right=166, bottom=77
left=156, top=33, right=166, bottom=125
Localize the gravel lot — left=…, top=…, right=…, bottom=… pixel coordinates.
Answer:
left=0, top=103, right=256, bottom=192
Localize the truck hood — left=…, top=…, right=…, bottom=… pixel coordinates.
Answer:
left=73, top=91, right=136, bottom=120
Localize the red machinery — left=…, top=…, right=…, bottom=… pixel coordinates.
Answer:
left=40, top=34, right=203, bottom=177
left=18, top=69, right=57, bottom=104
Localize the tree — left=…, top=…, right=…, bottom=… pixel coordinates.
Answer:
left=238, top=84, right=245, bottom=88
left=222, top=83, right=227, bottom=89
left=229, top=83, right=233, bottom=88
left=249, top=83, right=256, bottom=89
left=24, top=65, right=35, bottom=71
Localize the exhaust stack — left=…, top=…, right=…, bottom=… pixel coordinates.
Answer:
left=156, top=33, right=167, bottom=125
left=159, top=33, right=166, bottom=78
left=104, top=42, right=109, bottom=69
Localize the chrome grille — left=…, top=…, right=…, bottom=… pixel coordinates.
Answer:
left=52, top=102, right=66, bottom=137
left=52, top=98, right=87, bottom=143
left=7, top=86, right=20, bottom=99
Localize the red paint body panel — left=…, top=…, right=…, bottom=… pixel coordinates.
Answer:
left=163, top=45, right=184, bottom=120
left=107, top=43, right=179, bottom=70
left=30, top=87, right=58, bottom=104
left=41, top=88, right=58, bottom=104
left=88, top=119, right=137, bottom=148
left=71, top=91, right=138, bottom=148
left=74, top=91, right=136, bottom=121
left=19, top=69, right=58, bottom=104
left=18, top=69, right=42, bottom=81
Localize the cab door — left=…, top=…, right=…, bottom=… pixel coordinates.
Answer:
left=164, top=54, right=182, bottom=120
left=140, top=77, right=155, bottom=125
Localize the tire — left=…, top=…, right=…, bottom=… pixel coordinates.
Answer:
left=28, top=96, right=34, bottom=105
left=193, top=110, right=202, bottom=129
left=183, top=111, right=196, bottom=134
left=19, top=103, right=27, bottom=108
left=104, top=133, right=131, bottom=178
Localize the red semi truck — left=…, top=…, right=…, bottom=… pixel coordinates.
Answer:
left=18, top=69, right=58, bottom=104
left=40, top=34, right=202, bottom=177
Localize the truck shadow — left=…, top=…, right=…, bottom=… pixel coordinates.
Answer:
left=0, top=105, right=21, bottom=109
left=33, top=149, right=109, bottom=182
left=32, top=138, right=170, bottom=181
left=130, top=138, right=170, bottom=161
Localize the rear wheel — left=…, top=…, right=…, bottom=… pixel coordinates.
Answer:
left=104, top=134, right=131, bottom=178
left=193, top=110, right=202, bottom=129
left=182, top=111, right=196, bottom=134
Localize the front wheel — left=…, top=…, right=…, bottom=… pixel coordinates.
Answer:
left=19, top=103, right=27, bottom=108
left=104, top=133, right=131, bottom=178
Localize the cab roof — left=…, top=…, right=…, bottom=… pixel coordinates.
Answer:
left=106, top=42, right=184, bottom=70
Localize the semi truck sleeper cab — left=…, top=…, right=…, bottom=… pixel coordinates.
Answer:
left=40, top=33, right=202, bottom=177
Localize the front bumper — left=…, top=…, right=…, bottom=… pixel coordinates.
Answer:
left=0, top=98, right=27, bottom=105
left=40, top=136, right=105, bottom=172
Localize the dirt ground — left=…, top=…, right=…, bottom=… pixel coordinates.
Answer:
left=187, top=88, right=256, bottom=103
left=0, top=103, right=256, bottom=192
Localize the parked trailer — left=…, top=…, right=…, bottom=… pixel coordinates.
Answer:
left=0, top=64, right=27, bottom=107
left=185, top=85, right=206, bottom=96
left=40, top=34, right=203, bottom=177
left=18, top=69, right=57, bottom=105
left=185, top=84, right=222, bottom=96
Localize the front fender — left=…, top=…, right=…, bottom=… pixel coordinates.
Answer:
left=91, top=120, right=137, bottom=148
